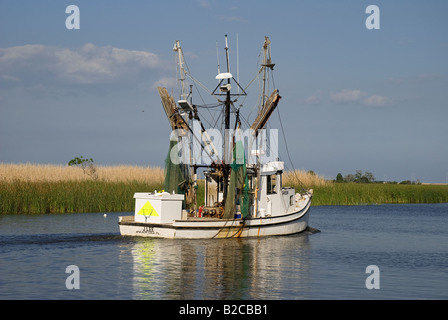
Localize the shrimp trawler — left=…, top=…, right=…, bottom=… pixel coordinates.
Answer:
left=119, top=36, right=313, bottom=239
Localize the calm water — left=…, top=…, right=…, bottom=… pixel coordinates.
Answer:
left=0, top=204, right=447, bottom=300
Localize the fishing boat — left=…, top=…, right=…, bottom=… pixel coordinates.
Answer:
left=119, top=36, right=313, bottom=239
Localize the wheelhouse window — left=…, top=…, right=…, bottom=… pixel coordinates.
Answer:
left=266, top=174, right=277, bottom=194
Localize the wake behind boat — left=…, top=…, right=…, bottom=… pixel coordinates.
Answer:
left=119, top=36, right=313, bottom=239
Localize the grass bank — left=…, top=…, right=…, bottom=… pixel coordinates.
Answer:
left=0, top=163, right=164, bottom=214
left=1, top=163, right=447, bottom=214
left=0, top=180, right=163, bottom=214
left=309, top=183, right=448, bottom=206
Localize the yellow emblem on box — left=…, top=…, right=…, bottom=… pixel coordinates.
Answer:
left=137, top=201, right=159, bottom=217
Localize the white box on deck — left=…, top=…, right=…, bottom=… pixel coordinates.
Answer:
left=134, top=192, right=184, bottom=224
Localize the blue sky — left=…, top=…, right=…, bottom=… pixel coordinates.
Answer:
left=1, top=0, right=447, bottom=183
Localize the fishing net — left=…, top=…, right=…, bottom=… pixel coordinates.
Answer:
left=223, top=139, right=250, bottom=219
left=163, top=137, right=192, bottom=208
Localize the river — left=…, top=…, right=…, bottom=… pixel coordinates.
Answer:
left=0, top=204, right=447, bottom=300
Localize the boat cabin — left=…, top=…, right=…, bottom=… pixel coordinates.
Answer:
left=204, top=160, right=296, bottom=218
left=257, top=161, right=296, bottom=217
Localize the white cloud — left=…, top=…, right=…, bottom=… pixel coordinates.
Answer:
left=303, top=95, right=321, bottom=105
left=198, top=0, right=211, bottom=8
left=363, top=95, right=392, bottom=107
left=0, top=43, right=164, bottom=85
left=0, top=44, right=47, bottom=63
left=330, top=89, right=394, bottom=107
left=330, top=89, right=367, bottom=104
left=1, top=74, right=20, bottom=82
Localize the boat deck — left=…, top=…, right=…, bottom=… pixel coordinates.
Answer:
left=119, top=215, right=240, bottom=224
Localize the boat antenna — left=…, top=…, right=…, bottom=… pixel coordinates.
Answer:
left=225, top=34, right=230, bottom=73
left=216, top=40, right=221, bottom=75
left=237, top=32, right=239, bottom=94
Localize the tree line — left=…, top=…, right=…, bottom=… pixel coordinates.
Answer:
left=334, top=170, right=421, bottom=184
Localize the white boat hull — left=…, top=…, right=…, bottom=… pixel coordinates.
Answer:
left=119, top=197, right=311, bottom=239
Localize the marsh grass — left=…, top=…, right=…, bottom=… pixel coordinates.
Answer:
left=281, top=169, right=448, bottom=205
left=1, top=163, right=447, bottom=214
left=0, top=163, right=164, bottom=182
left=0, top=180, right=165, bottom=214
left=283, top=169, right=328, bottom=187
left=0, top=163, right=164, bottom=214
left=308, top=183, right=448, bottom=206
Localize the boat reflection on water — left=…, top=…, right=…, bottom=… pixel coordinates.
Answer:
left=126, top=233, right=313, bottom=299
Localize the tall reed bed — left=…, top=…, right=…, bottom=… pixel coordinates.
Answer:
left=282, top=170, right=448, bottom=205
left=309, top=183, right=448, bottom=206
left=1, top=163, right=447, bottom=214
left=0, top=163, right=164, bottom=182
left=0, top=180, right=165, bottom=214
left=0, top=163, right=164, bottom=214
left=283, top=169, right=328, bottom=187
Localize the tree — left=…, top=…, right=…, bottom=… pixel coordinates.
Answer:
left=343, top=170, right=375, bottom=183
left=336, top=173, right=344, bottom=183
left=363, top=171, right=375, bottom=183
left=344, top=174, right=355, bottom=183
left=354, top=170, right=364, bottom=183
left=68, top=156, right=98, bottom=180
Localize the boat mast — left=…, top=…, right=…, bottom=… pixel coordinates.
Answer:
left=224, top=36, right=231, bottom=134
left=254, top=36, right=277, bottom=217
left=174, top=40, right=187, bottom=101
left=173, top=40, right=197, bottom=210
left=261, top=36, right=275, bottom=110
left=223, top=35, right=231, bottom=205
left=210, top=35, right=247, bottom=214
